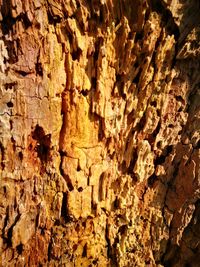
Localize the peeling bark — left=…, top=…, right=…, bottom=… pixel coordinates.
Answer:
left=0, top=0, right=200, bottom=266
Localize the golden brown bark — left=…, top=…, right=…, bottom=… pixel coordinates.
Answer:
left=0, top=0, right=200, bottom=266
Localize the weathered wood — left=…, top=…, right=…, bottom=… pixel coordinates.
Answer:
left=0, top=0, right=200, bottom=266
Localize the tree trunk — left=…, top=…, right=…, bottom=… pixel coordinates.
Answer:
left=0, top=0, right=200, bottom=266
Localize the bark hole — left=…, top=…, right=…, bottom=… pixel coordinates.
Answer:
left=32, top=125, right=51, bottom=163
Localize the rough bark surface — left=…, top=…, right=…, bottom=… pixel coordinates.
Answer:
left=0, top=0, right=200, bottom=266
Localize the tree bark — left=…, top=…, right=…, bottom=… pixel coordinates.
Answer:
left=0, top=0, right=200, bottom=266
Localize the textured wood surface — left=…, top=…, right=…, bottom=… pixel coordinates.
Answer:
left=0, top=0, right=200, bottom=266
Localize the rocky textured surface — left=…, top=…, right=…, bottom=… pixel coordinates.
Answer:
left=0, top=0, right=200, bottom=266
